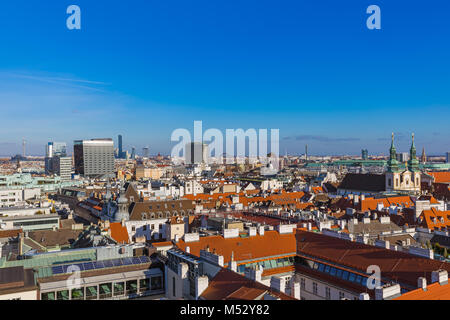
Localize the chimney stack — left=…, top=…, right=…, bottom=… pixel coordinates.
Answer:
left=431, top=270, right=449, bottom=285
left=418, top=277, right=427, bottom=291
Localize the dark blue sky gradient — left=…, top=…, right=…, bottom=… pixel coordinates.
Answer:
left=0, top=0, right=449, bottom=156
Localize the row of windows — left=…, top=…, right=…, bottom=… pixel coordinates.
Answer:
left=13, top=219, right=59, bottom=227
left=310, top=261, right=383, bottom=288
left=237, top=256, right=295, bottom=273
left=301, top=277, right=352, bottom=300
left=41, top=276, right=162, bottom=300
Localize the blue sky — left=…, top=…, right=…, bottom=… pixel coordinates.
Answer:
left=0, top=0, right=449, bottom=156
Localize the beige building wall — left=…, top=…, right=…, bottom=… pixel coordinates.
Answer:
left=0, top=290, right=37, bottom=300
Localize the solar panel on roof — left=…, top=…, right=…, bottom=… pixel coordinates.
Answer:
left=122, top=257, right=133, bottom=265
left=131, top=257, right=141, bottom=264
left=52, top=266, right=64, bottom=274
left=83, top=262, right=94, bottom=270
left=93, top=261, right=105, bottom=269
left=140, top=256, right=150, bottom=263
left=102, top=260, right=113, bottom=268
left=112, top=259, right=122, bottom=267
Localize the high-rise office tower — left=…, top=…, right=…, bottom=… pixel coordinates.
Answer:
left=45, top=142, right=67, bottom=175
left=118, top=134, right=123, bottom=159
left=74, top=139, right=115, bottom=177
left=131, top=147, right=136, bottom=160
left=361, top=149, right=369, bottom=160
left=446, top=152, right=450, bottom=163
left=143, top=146, right=149, bottom=158
left=185, top=142, right=208, bottom=164
left=397, top=152, right=410, bottom=163
left=52, top=156, right=72, bottom=181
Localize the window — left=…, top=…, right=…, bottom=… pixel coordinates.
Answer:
left=139, top=278, right=150, bottom=292
left=330, top=267, right=337, bottom=277
left=99, top=283, right=112, bottom=299
left=126, top=280, right=138, bottom=294
left=348, top=273, right=356, bottom=282
left=339, top=292, right=345, bottom=300
left=41, top=292, right=56, bottom=300
left=300, top=278, right=305, bottom=290
left=71, top=288, right=84, bottom=300
left=173, top=277, right=176, bottom=297
left=151, top=276, right=162, bottom=290
left=326, top=287, right=331, bottom=300
left=341, top=271, right=349, bottom=281
left=86, top=286, right=98, bottom=300
left=56, top=290, right=69, bottom=300
left=114, top=282, right=125, bottom=296
left=313, top=282, right=318, bottom=295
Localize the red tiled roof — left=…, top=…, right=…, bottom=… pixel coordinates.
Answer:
left=419, top=208, right=450, bottom=231
left=175, top=230, right=296, bottom=264
left=427, top=172, right=450, bottom=184
left=296, top=229, right=450, bottom=289
left=200, top=268, right=296, bottom=300
left=109, top=222, right=129, bottom=244
left=395, top=282, right=450, bottom=300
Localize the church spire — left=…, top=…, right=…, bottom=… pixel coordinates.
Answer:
left=421, top=147, right=427, bottom=163
left=408, top=133, right=420, bottom=172
left=387, top=132, right=399, bottom=172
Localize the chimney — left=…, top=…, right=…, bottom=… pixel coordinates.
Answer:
left=195, top=275, right=209, bottom=300
left=178, top=262, right=189, bottom=279
left=290, top=280, right=300, bottom=300
left=417, top=277, right=427, bottom=291
left=185, top=246, right=190, bottom=254
left=361, top=194, right=365, bottom=201
left=19, top=232, right=24, bottom=255
left=245, top=265, right=263, bottom=283
left=258, top=226, right=265, bottom=236
left=375, top=284, right=401, bottom=300
left=307, top=222, right=312, bottom=231
left=229, top=251, right=237, bottom=272
left=121, top=219, right=125, bottom=227
left=359, top=293, right=370, bottom=300
left=354, top=195, right=360, bottom=204
left=431, top=270, right=449, bottom=285
left=270, top=276, right=286, bottom=294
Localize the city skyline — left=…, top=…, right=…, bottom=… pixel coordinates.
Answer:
left=1, top=1, right=450, bottom=156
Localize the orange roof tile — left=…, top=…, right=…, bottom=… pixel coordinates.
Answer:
left=395, top=282, right=450, bottom=300
left=109, top=222, right=129, bottom=244
left=175, top=230, right=296, bottom=264
left=427, top=172, right=450, bottom=184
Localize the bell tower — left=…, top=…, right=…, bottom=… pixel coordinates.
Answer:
left=386, top=133, right=400, bottom=191
left=407, top=133, right=421, bottom=194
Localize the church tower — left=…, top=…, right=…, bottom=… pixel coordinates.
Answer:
left=407, top=133, right=421, bottom=193
left=385, top=133, right=400, bottom=191
left=421, top=147, right=427, bottom=164
left=113, top=181, right=130, bottom=222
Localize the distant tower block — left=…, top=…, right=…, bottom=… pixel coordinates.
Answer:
left=22, top=138, right=26, bottom=157
left=305, top=144, right=308, bottom=161
left=143, top=146, right=149, bottom=158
